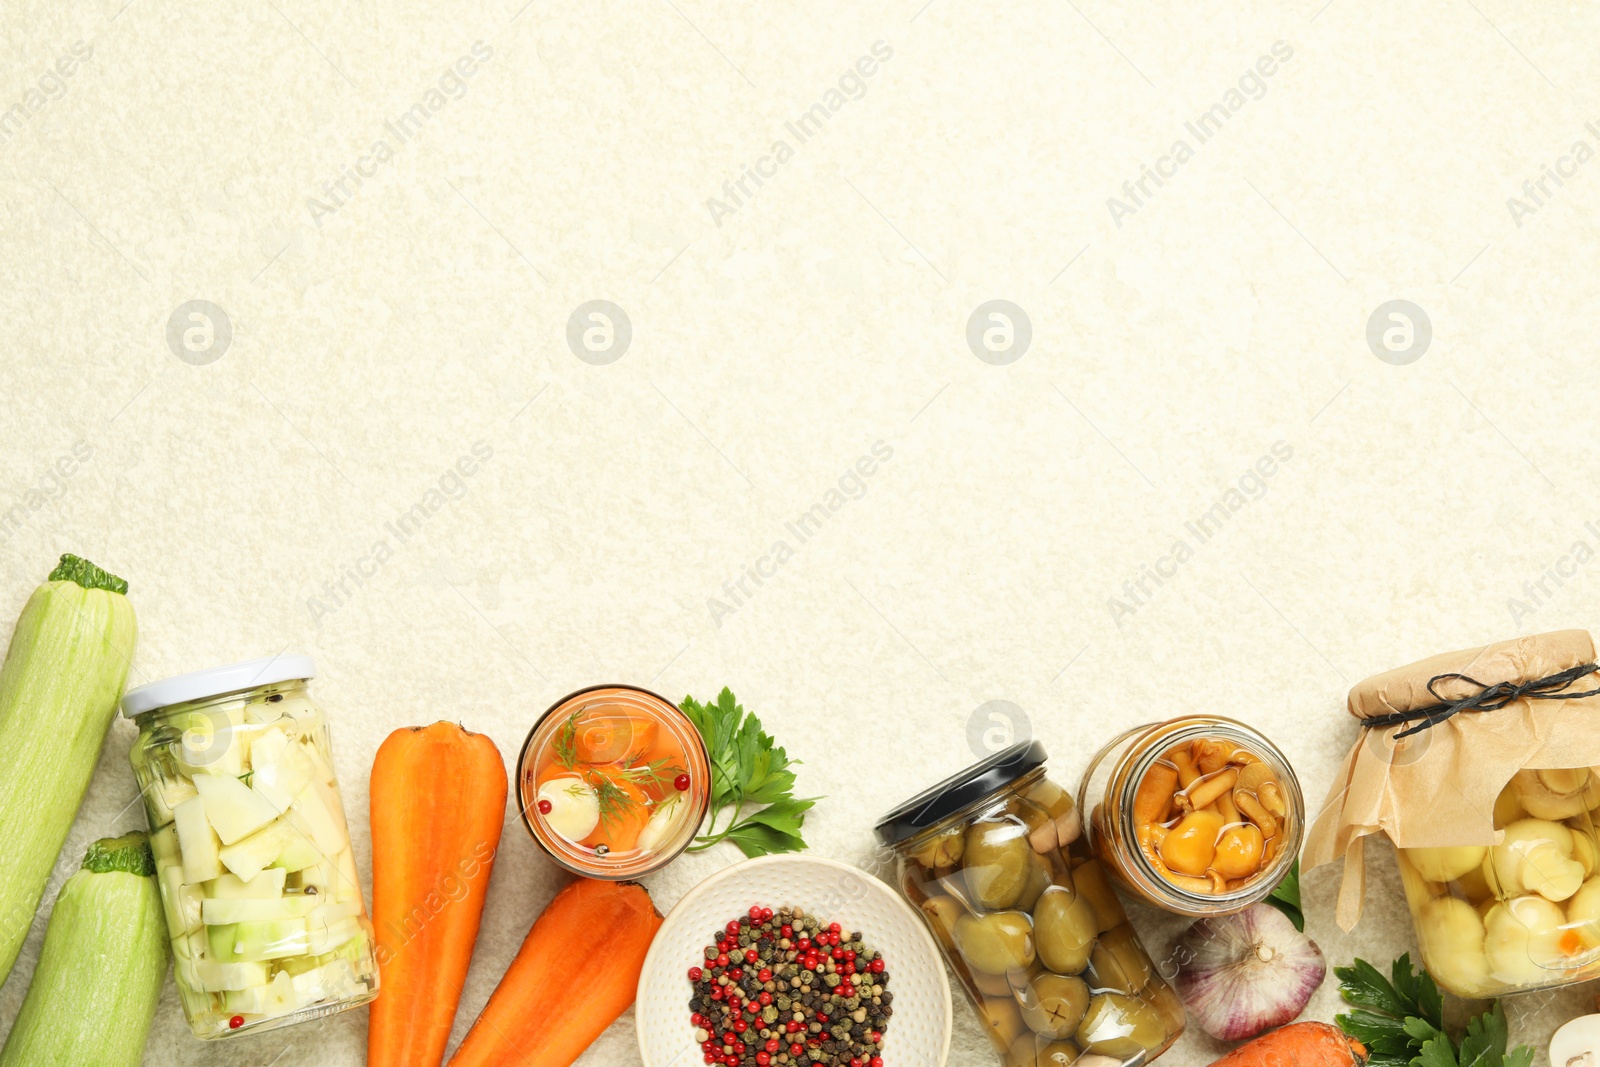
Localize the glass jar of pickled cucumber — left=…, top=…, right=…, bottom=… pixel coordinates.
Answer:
left=876, top=742, right=1184, bottom=1067
left=122, top=655, right=378, bottom=1039
left=1078, top=717, right=1303, bottom=917
left=1397, top=772, right=1600, bottom=997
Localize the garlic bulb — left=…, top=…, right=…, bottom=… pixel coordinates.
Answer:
left=1172, top=903, right=1327, bottom=1042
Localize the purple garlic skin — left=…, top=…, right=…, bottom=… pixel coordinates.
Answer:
left=1172, top=903, right=1327, bottom=1042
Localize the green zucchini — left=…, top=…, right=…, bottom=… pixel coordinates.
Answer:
left=0, top=833, right=167, bottom=1067
left=0, top=555, right=137, bottom=983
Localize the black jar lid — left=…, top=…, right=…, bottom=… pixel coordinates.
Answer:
left=874, top=741, right=1048, bottom=845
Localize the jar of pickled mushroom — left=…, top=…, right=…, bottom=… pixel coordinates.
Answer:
left=122, top=655, right=378, bottom=1039
left=876, top=742, right=1184, bottom=1067
left=1306, top=630, right=1600, bottom=998
left=516, top=684, right=712, bottom=878
left=1077, top=716, right=1303, bottom=917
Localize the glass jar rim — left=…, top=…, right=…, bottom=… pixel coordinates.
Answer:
left=121, top=654, right=315, bottom=717
left=516, top=683, right=712, bottom=879
left=1090, top=716, right=1305, bottom=914
left=882, top=765, right=1052, bottom=853
left=876, top=741, right=1049, bottom=846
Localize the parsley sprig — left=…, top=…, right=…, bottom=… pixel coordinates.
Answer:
left=1265, top=858, right=1304, bottom=931
left=680, top=688, right=818, bottom=858
left=1336, top=954, right=1534, bottom=1067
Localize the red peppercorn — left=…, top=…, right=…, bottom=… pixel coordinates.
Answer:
left=536, top=799, right=553, bottom=815
left=710, top=987, right=724, bottom=1001
left=730, top=968, right=744, bottom=980
left=790, top=1045, right=804, bottom=1058
left=869, top=958, right=885, bottom=974
left=726, top=920, right=741, bottom=936
left=760, top=907, right=773, bottom=921
left=797, top=938, right=811, bottom=951
left=765, top=1038, right=780, bottom=1053
left=689, top=966, right=703, bottom=981
left=870, top=1031, right=882, bottom=1043
left=703, top=1055, right=715, bottom=1065
left=714, top=954, right=729, bottom=968
left=758, top=992, right=772, bottom=1006
left=828, top=922, right=841, bottom=934
left=733, top=1041, right=746, bottom=1055
left=818, top=1013, right=829, bottom=1024
left=228, top=1015, right=244, bottom=1030
left=748, top=905, right=763, bottom=921
left=756, top=1055, right=771, bottom=1067
left=851, top=1059, right=863, bottom=1067
left=733, top=1018, right=748, bottom=1033
left=844, top=949, right=856, bottom=961
left=674, top=772, right=691, bottom=791
left=871, top=1058, right=884, bottom=1067
left=780, top=924, right=793, bottom=938
left=758, top=968, right=772, bottom=982
left=745, top=948, right=759, bottom=964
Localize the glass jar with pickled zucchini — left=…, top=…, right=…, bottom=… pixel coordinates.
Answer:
left=877, top=742, right=1184, bottom=1067
left=1078, top=716, right=1303, bottom=917
left=1396, top=771, right=1600, bottom=998
left=122, top=655, right=378, bottom=1039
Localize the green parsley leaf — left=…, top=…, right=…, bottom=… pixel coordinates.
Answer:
left=680, top=688, right=821, bottom=858
left=723, top=821, right=807, bottom=857
left=1415, top=1035, right=1458, bottom=1067
left=1264, top=858, right=1304, bottom=931
left=1456, top=1003, right=1524, bottom=1067
left=1337, top=957, right=1419, bottom=1018
left=1336, top=956, right=1535, bottom=1067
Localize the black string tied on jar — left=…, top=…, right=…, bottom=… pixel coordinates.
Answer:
left=1360, top=662, right=1600, bottom=740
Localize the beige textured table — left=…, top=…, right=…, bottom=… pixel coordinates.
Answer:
left=2, top=1, right=1597, bottom=1064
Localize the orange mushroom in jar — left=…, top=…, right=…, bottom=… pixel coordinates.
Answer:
left=1127, top=738, right=1290, bottom=894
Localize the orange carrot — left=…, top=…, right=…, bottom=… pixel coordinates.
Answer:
left=448, top=878, right=662, bottom=1067
left=369, top=723, right=508, bottom=1067
left=574, top=713, right=658, bottom=764
left=580, top=769, right=651, bottom=853
left=1208, top=1022, right=1368, bottom=1067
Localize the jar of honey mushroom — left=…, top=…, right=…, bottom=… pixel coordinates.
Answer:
left=1078, top=717, right=1304, bottom=916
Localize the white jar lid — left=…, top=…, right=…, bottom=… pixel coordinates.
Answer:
left=121, top=654, right=316, bottom=717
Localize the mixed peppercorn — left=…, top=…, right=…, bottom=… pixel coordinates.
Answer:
left=688, top=905, right=893, bottom=1067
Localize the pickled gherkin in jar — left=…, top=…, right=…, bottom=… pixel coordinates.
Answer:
left=877, top=743, right=1183, bottom=1067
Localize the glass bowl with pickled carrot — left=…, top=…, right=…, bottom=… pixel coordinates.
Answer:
left=517, top=685, right=711, bottom=878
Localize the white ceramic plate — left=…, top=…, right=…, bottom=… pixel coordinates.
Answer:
left=637, top=855, right=951, bottom=1067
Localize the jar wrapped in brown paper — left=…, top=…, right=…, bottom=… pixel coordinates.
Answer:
left=1305, top=630, right=1600, bottom=997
